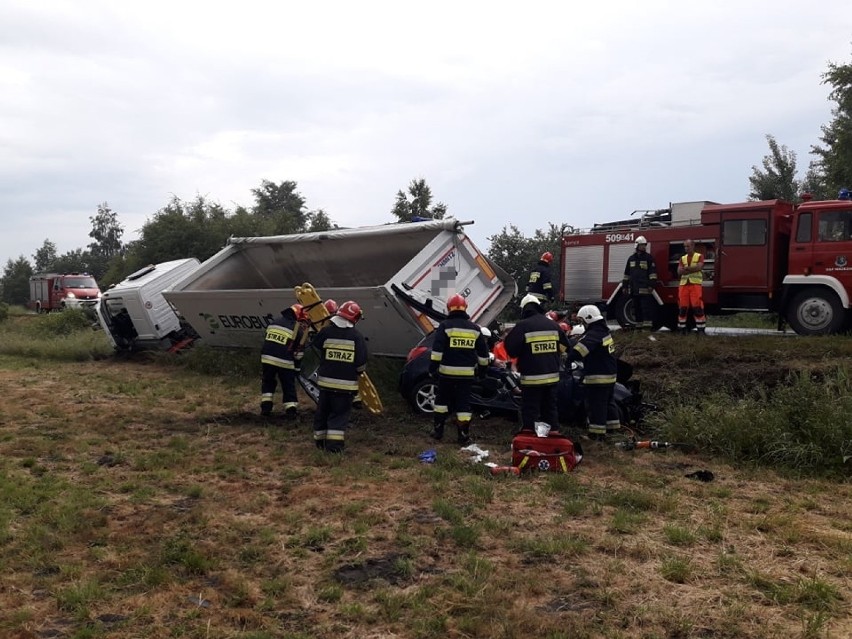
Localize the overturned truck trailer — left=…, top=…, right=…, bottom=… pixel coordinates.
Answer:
left=163, top=218, right=516, bottom=357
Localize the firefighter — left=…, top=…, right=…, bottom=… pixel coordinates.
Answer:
left=677, top=238, right=706, bottom=334
left=323, top=299, right=339, bottom=315
left=527, top=251, right=555, bottom=307
left=311, top=300, right=368, bottom=453
left=260, top=304, right=306, bottom=419
left=622, top=235, right=659, bottom=330
left=504, top=294, right=570, bottom=433
left=569, top=304, right=619, bottom=439
left=429, top=294, right=490, bottom=445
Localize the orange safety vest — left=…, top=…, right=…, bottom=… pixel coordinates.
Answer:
left=679, top=252, right=703, bottom=285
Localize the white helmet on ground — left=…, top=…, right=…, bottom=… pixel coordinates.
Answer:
left=635, top=235, right=648, bottom=246
left=519, top=293, right=541, bottom=309
left=577, top=304, right=604, bottom=324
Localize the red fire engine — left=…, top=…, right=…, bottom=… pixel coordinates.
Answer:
left=28, top=273, right=101, bottom=313
left=560, top=193, right=852, bottom=335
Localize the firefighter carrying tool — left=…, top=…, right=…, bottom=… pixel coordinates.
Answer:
left=295, top=283, right=383, bottom=414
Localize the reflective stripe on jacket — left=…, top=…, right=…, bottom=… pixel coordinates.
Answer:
left=314, top=324, right=368, bottom=393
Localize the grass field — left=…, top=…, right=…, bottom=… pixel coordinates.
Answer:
left=0, top=311, right=849, bottom=638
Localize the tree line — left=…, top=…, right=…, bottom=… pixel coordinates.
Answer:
left=3, top=53, right=851, bottom=307
left=0, top=178, right=448, bottom=305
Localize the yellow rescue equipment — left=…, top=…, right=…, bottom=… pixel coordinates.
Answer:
left=294, top=283, right=383, bottom=415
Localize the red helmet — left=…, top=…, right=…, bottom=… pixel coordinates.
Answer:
left=337, top=300, right=362, bottom=323
left=559, top=321, right=571, bottom=334
left=540, top=251, right=553, bottom=264
left=545, top=310, right=559, bottom=321
left=447, top=294, right=468, bottom=312
left=288, top=303, right=306, bottom=321
left=323, top=299, right=339, bottom=315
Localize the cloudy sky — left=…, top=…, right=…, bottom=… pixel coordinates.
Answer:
left=2, top=0, right=851, bottom=268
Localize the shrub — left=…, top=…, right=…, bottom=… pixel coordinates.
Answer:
left=656, top=366, right=852, bottom=475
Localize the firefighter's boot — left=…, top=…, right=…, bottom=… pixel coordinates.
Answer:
left=260, top=401, right=273, bottom=417
left=696, top=327, right=706, bottom=337
left=284, top=406, right=298, bottom=420
left=457, top=424, right=471, bottom=446
left=430, top=423, right=445, bottom=441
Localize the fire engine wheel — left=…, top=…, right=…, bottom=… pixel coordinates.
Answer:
left=410, top=378, right=437, bottom=414
left=787, top=288, right=846, bottom=336
left=612, top=295, right=638, bottom=329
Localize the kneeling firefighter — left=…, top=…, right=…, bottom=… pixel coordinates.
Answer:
left=569, top=305, right=620, bottom=438
left=429, top=294, right=490, bottom=445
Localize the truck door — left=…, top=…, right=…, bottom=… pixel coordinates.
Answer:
left=717, top=215, right=770, bottom=290
left=811, top=208, right=852, bottom=277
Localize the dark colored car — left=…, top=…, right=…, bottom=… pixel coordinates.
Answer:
left=398, top=332, right=650, bottom=428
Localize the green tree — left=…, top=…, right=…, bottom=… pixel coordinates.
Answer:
left=1, top=256, right=34, bottom=305
left=487, top=222, right=567, bottom=308
left=306, top=208, right=336, bottom=232
left=748, top=135, right=801, bottom=201
left=252, top=180, right=308, bottom=234
left=809, top=53, right=852, bottom=198
left=32, top=239, right=58, bottom=273
left=52, top=249, right=92, bottom=275
left=390, top=178, right=448, bottom=222
left=87, top=202, right=124, bottom=279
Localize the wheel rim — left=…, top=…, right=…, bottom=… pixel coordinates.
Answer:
left=797, top=297, right=833, bottom=331
left=414, top=382, right=437, bottom=413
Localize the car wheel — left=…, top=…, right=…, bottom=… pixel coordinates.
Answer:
left=409, top=377, right=437, bottom=414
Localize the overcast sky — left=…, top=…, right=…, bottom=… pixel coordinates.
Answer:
left=2, top=0, right=851, bottom=269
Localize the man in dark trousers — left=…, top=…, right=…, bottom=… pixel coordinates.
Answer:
left=622, top=235, right=658, bottom=330
left=569, top=304, right=619, bottom=439
left=504, top=294, right=570, bottom=432
left=311, top=300, right=368, bottom=453
left=429, top=294, right=490, bottom=445
left=526, top=251, right=555, bottom=308
left=260, top=304, right=306, bottom=419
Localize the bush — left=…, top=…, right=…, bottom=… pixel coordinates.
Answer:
left=656, top=366, right=852, bottom=475
left=0, top=303, right=8, bottom=323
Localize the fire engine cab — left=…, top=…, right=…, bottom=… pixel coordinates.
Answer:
left=560, top=193, right=852, bottom=336
left=28, top=272, right=101, bottom=313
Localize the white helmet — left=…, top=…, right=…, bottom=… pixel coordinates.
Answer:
left=480, top=326, right=492, bottom=338
left=635, top=235, right=648, bottom=246
left=577, top=304, right=604, bottom=324
left=571, top=324, right=585, bottom=336
left=519, top=293, right=541, bottom=309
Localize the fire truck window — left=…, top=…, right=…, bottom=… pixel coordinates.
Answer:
left=722, top=219, right=766, bottom=246
left=796, top=213, right=812, bottom=242
left=817, top=210, right=852, bottom=242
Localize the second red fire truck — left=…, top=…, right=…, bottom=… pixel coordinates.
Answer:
left=560, top=192, right=852, bottom=335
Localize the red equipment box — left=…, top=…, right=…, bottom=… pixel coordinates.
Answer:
left=511, top=432, right=582, bottom=474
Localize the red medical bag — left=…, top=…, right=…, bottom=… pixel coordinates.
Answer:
left=511, top=432, right=582, bottom=473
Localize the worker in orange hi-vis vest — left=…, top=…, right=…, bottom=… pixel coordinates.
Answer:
left=677, top=239, right=706, bottom=335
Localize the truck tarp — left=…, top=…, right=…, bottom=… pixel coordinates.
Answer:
left=163, top=218, right=516, bottom=356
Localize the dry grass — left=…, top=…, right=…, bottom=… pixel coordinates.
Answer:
left=0, top=334, right=850, bottom=638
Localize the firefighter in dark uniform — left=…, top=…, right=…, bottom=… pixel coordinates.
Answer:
left=260, top=304, right=306, bottom=419
left=429, top=294, right=490, bottom=445
left=569, top=304, right=619, bottom=439
left=504, top=294, right=570, bottom=432
left=526, top=251, right=555, bottom=308
left=622, top=235, right=658, bottom=330
left=312, top=300, right=368, bottom=453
